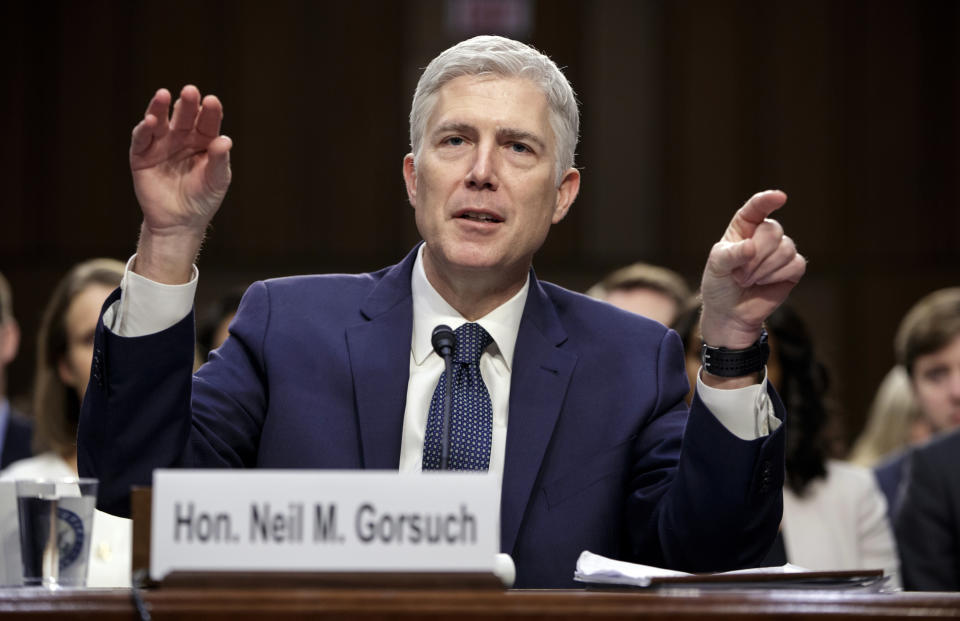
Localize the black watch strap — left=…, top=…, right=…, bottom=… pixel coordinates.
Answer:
left=700, top=329, right=769, bottom=377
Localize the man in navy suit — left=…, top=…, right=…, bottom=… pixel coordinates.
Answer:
left=876, top=288, right=960, bottom=520
left=79, top=36, right=806, bottom=588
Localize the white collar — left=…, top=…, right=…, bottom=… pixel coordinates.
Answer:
left=411, top=244, right=529, bottom=370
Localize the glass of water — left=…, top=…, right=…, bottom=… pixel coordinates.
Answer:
left=16, top=479, right=98, bottom=588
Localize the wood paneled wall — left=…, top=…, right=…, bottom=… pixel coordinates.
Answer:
left=2, top=0, right=957, bottom=449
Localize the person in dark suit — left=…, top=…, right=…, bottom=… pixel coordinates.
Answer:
left=78, top=36, right=806, bottom=587
left=0, top=271, right=32, bottom=470
left=897, top=428, right=960, bottom=590
left=0, top=413, right=31, bottom=470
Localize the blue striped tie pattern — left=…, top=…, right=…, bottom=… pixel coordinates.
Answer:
left=422, top=323, right=494, bottom=471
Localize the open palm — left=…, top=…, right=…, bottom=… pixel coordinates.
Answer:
left=130, top=85, right=232, bottom=235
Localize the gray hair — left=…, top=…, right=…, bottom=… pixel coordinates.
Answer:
left=409, top=35, right=579, bottom=185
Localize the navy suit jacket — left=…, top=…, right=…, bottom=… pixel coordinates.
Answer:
left=896, top=430, right=960, bottom=590
left=874, top=450, right=910, bottom=520
left=1, top=407, right=33, bottom=469
left=79, top=245, right=785, bottom=588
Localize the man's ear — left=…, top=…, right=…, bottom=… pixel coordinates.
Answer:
left=551, top=167, right=581, bottom=224
left=403, top=154, right=417, bottom=207
left=0, top=321, right=20, bottom=367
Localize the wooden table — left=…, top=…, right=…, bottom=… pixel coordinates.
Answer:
left=2, top=586, right=960, bottom=620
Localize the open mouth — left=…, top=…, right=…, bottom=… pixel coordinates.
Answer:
left=457, top=211, right=504, bottom=223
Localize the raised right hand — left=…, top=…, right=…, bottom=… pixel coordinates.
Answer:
left=130, top=85, right=233, bottom=283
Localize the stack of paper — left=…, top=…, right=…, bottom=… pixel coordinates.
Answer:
left=574, top=551, right=888, bottom=591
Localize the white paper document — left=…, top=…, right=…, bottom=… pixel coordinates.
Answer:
left=574, top=551, right=886, bottom=590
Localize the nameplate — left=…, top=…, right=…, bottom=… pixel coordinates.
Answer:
left=150, top=470, right=499, bottom=581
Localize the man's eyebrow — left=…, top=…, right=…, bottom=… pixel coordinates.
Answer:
left=432, top=121, right=476, bottom=136
left=430, top=122, right=547, bottom=151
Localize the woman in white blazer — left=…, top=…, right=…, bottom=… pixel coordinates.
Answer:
left=767, top=306, right=900, bottom=588
left=0, top=260, right=131, bottom=588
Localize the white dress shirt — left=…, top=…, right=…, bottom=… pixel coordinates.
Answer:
left=107, top=248, right=778, bottom=480
left=398, top=246, right=527, bottom=507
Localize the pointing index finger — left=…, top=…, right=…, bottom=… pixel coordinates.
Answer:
left=725, top=190, right=788, bottom=242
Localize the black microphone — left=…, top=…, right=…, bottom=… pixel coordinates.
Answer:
left=431, top=325, right=456, bottom=470
left=431, top=324, right=455, bottom=358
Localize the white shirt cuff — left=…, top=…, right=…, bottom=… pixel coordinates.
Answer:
left=103, top=255, right=198, bottom=337
left=696, top=367, right=780, bottom=440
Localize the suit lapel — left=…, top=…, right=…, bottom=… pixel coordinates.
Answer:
left=345, top=247, right=419, bottom=470
left=501, top=275, right=577, bottom=554
left=345, top=251, right=579, bottom=547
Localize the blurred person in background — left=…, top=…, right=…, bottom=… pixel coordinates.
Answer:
left=848, top=366, right=921, bottom=468
left=586, top=262, right=691, bottom=327
left=196, top=288, right=245, bottom=362
left=0, top=259, right=131, bottom=587
left=874, top=288, right=960, bottom=519
left=0, top=271, right=32, bottom=469
left=676, top=303, right=899, bottom=583
left=889, top=288, right=960, bottom=591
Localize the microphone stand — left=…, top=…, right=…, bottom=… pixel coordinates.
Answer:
left=431, top=325, right=456, bottom=470
left=440, top=351, right=453, bottom=470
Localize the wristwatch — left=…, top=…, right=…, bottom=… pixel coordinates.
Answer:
left=700, top=329, right=769, bottom=377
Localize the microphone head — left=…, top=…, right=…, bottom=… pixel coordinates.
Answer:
left=431, top=324, right=456, bottom=357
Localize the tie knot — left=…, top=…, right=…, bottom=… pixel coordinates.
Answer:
left=453, top=323, right=492, bottom=365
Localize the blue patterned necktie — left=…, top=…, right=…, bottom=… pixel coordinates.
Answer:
left=423, top=323, right=494, bottom=471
